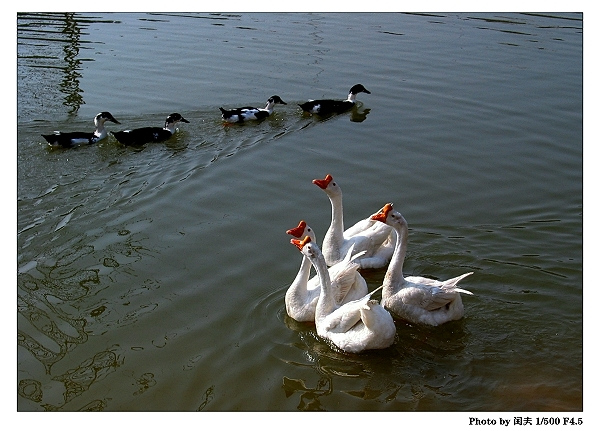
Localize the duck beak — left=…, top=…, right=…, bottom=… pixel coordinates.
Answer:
left=286, top=221, right=306, bottom=238
left=371, top=203, right=394, bottom=222
left=290, top=236, right=311, bottom=251
left=312, top=174, right=333, bottom=189
left=180, top=117, right=190, bottom=123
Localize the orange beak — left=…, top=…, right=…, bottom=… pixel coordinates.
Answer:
left=286, top=220, right=306, bottom=238
left=371, top=203, right=394, bottom=223
left=312, top=174, right=333, bottom=189
left=290, top=235, right=311, bottom=251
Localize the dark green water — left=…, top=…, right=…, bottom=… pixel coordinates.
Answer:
left=17, top=12, right=582, bottom=417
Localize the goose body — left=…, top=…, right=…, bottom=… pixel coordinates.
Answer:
left=299, top=84, right=370, bottom=115
left=42, top=112, right=120, bottom=148
left=291, top=236, right=396, bottom=353
left=220, top=95, right=286, bottom=123
left=111, top=113, right=189, bottom=145
left=312, top=174, right=396, bottom=269
left=371, top=203, right=474, bottom=326
left=285, top=220, right=368, bottom=322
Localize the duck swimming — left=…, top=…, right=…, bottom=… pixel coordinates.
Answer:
left=291, top=236, right=396, bottom=354
left=42, top=112, right=121, bottom=148
left=285, top=220, right=368, bottom=322
left=312, top=174, right=396, bottom=269
left=299, top=84, right=371, bottom=115
left=219, top=95, right=286, bottom=123
left=371, top=203, right=474, bottom=326
left=111, top=113, right=189, bottom=145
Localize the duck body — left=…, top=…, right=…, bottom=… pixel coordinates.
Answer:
left=42, top=112, right=120, bottom=148
left=111, top=113, right=189, bottom=145
left=371, top=203, right=474, bottom=326
left=299, top=84, right=370, bottom=115
left=291, top=236, right=396, bottom=353
left=312, top=174, right=396, bottom=269
left=285, top=220, right=368, bottom=322
left=220, top=95, right=286, bottom=123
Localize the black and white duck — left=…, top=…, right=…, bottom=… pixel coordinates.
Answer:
left=299, top=84, right=371, bottom=115
left=219, top=95, right=286, bottom=123
left=42, top=111, right=121, bottom=148
left=111, top=113, right=189, bottom=145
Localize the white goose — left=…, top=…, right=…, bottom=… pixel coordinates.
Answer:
left=291, top=236, right=396, bottom=354
left=371, top=203, right=474, bottom=326
left=285, top=220, right=369, bottom=322
left=312, top=174, right=395, bottom=269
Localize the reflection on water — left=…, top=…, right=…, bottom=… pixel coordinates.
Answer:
left=17, top=13, right=87, bottom=115
left=17, top=348, right=122, bottom=411
left=53, top=350, right=122, bottom=405
left=283, top=375, right=332, bottom=411
left=17, top=213, right=159, bottom=410
left=301, top=104, right=371, bottom=123
left=196, top=385, right=216, bottom=411
left=17, top=292, right=88, bottom=374
left=17, top=237, right=94, bottom=374
left=58, top=13, right=84, bottom=114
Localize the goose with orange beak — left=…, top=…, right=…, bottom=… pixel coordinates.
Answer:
left=312, top=174, right=395, bottom=269
left=284, top=220, right=368, bottom=322
left=290, top=236, right=396, bottom=353
left=371, top=203, right=474, bottom=326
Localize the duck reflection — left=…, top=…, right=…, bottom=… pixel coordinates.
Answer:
left=305, top=105, right=371, bottom=123
left=350, top=107, right=371, bottom=122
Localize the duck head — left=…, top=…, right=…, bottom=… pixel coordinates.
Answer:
left=349, top=84, right=371, bottom=95
left=165, top=113, right=190, bottom=128
left=95, top=111, right=121, bottom=125
left=268, top=95, right=287, bottom=105
left=264, top=95, right=287, bottom=112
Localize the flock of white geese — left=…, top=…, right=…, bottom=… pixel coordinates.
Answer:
left=285, top=174, right=474, bottom=354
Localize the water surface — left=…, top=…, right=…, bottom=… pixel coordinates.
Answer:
left=17, top=12, right=583, bottom=414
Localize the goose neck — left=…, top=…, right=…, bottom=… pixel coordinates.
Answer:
left=310, top=249, right=336, bottom=315
left=384, top=220, right=408, bottom=292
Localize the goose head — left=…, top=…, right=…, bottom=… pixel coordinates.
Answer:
left=286, top=220, right=316, bottom=242
left=290, top=235, right=316, bottom=259
left=371, top=203, right=407, bottom=228
left=312, top=174, right=342, bottom=198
